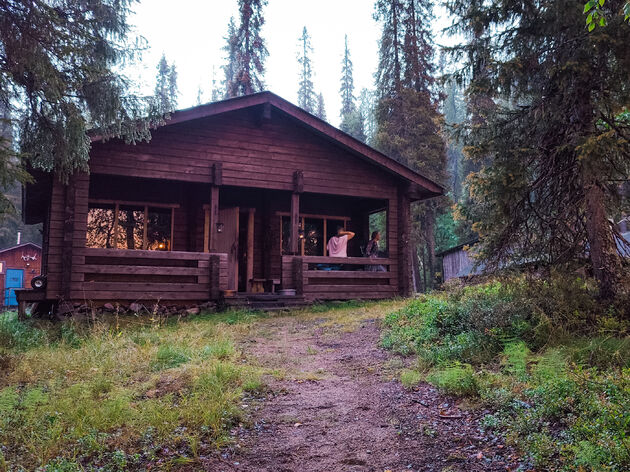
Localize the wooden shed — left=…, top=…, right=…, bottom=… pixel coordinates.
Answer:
left=22, top=92, right=442, bottom=309
left=438, top=241, right=483, bottom=282
left=0, top=243, right=42, bottom=308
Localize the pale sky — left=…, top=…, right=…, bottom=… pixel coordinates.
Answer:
left=127, top=0, right=453, bottom=127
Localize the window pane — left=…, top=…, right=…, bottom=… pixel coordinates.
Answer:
left=147, top=207, right=172, bottom=251
left=303, top=218, right=323, bottom=256
left=86, top=204, right=116, bottom=248
left=117, top=205, right=144, bottom=250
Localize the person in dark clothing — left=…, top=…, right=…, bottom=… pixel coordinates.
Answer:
left=365, top=231, right=386, bottom=272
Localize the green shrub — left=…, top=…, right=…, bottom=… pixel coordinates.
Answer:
left=383, top=274, right=630, bottom=471
left=400, top=369, right=421, bottom=388
left=426, top=363, right=478, bottom=396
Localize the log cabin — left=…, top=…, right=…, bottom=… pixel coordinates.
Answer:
left=22, top=91, right=442, bottom=310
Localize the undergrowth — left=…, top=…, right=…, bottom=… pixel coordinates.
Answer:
left=383, top=274, right=630, bottom=471
left=0, top=309, right=264, bottom=470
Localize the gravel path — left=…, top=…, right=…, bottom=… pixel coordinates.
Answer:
left=203, top=315, right=521, bottom=472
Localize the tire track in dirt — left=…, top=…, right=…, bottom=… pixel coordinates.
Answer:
left=203, top=317, right=521, bottom=472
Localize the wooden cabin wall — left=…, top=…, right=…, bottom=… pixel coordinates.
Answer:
left=88, top=109, right=398, bottom=200
left=46, top=173, right=89, bottom=301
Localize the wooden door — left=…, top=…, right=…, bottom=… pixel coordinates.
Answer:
left=215, top=207, right=239, bottom=290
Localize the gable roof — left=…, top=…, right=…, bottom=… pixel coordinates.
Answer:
left=120, top=91, right=443, bottom=198
left=0, top=242, right=42, bottom=254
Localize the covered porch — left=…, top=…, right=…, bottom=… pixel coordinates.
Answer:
left=72, top=172, right=400, bottom=304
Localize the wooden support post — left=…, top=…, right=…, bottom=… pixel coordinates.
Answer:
left=293, top=257, right=304, bottom=295
left=262, top=192, right=273, bottom=280
left=209, top=254, right=221, bottom=300
left=246, top=208, right=255, bottom=292
left=209, top=186, right=219, bottom=251
left=397, top=189, right=412, bottom=297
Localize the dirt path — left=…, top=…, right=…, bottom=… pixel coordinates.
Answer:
left=204, top=314, right=520, bottom=472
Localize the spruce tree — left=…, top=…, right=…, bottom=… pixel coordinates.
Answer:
left=226, top=0, right=268, bottom=97
left=359, top=88, right=377, bottom=144
left=316, top=93, right=327, bottom=121
left=222, top=17, right=238, bottom=98
left=339, top=35, right=355, bottom=118
left=168, top=64, right=178, bottom=110
left=0, top=0, right=163, bottom=186
left=447, top=0, right=630, bottom=299
left=374, top=0, right=447, bottom=290
left=155, top=54, right=177, bottom=112
left=297, top=27, right=316, bottom=113
left=339, top=35, right=366, bottom=140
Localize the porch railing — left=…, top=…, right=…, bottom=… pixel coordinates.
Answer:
left=281, top=256, right=398, bottom=300
left=71, top=248, right=228, bottom=302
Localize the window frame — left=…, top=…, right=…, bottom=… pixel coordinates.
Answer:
left=87, top=199, right=178, bottom=251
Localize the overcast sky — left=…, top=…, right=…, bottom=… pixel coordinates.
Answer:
left=127, top=0, right=453, bottom=127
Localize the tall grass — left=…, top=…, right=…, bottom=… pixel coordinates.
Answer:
left=0, top=309, right=263, bottom=470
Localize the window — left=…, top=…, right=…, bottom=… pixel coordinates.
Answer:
left=280, top=214, right=348, bottom=256
left=87, top=201, right=175, bottom=250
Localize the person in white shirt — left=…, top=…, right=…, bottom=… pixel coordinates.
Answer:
left=327, top=226, right=355, bottom=257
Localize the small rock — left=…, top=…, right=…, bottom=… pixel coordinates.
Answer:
left=186, top=306, right=200, bottom=315
left=103, top=303, right=115, bottom=312
left=129, top=302, right=143, bottom=313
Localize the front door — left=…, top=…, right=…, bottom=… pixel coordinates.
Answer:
left=215, top=207, right=239, bottom=291
left=4, top=269, right=24, bottom=307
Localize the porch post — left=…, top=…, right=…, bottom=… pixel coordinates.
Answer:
left=397, top=187, right=412, bottom=297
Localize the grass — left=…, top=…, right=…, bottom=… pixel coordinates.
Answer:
left=0, top=309, right=264, bottom=470
left=382, top=276, right=630, bottom=472
left=0, top=299, right=400, bottom=470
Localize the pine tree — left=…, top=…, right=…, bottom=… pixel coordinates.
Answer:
left=297, top=27, right=316, bottom=113
left=447, top=0, right=630, bottom=299
left=226, top=0, right=268, bottom=97
left=316, top=93, right=327, bottom=121
left=339, top=35, right=366, bottom=140
left=0, top=0, right=162, bottom=185
left=374, top=0, right=447, bottom=291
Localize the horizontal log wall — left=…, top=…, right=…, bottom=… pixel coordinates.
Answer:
left=68, top=248, right=227, bottom=302
left=88, top=110, right=398, bottom=199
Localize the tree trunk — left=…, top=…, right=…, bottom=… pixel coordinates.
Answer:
left=582, top=167, right=621, bottom=300
left=411, top=244, right=422, bottom=293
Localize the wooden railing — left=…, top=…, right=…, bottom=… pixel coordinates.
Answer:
left=282, top=256, right=399, bottom=300
left=71, top=248, right=228, bottom=302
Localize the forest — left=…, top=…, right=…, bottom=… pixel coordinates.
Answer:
left=0, top=0, right=628, bottom=471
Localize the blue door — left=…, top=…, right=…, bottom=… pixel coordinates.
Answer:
left=4, top=269, right=24, bottom=307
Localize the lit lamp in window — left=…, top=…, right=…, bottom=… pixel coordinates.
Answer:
left=158, top=242, right=166, bottom=251
left=298, top=227, right=305, bottom=240
left=216, top=222, right=224, bottom=233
